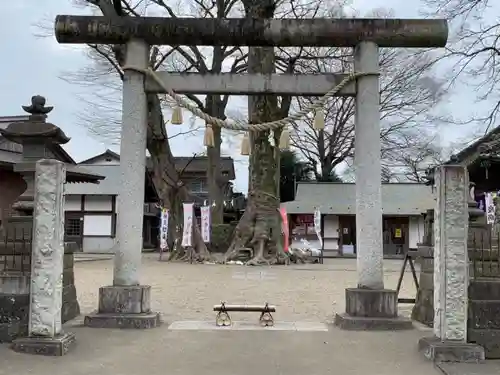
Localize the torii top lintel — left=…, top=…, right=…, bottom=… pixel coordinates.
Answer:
left=54, top=16, right=448, bottom=48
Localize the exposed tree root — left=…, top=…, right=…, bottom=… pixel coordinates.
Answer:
left=246, top=256, right=272, bottom=266
left=245, top=239, right=272, bottom=265
left=224, top=192, right=286, bottom=266
left=224, top=206, right=256, bottom=263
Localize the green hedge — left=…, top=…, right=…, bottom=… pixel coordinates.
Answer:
left=208, top=224, right=236, bottom=253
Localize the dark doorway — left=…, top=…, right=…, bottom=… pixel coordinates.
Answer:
left=339, top=215, right=356, bottom=255
left=65, top=213, right=83, bottom=250
left=383, top=216, right=409, bottom=256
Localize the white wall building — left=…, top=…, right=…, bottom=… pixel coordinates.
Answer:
left=284, top=182, right=435, bottom=257
left=63, top=150, right=159, bottom=253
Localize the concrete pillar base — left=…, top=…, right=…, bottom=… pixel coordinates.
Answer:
left=11, top=331, right=76, bottom=356
left=334, top=288, right=413, bottom=330
left=84, top=285, right=162, bottom=329
left=418, top=336, right=485, bottom=363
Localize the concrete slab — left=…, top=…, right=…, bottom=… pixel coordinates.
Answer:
left=74, top=254, right=113, bottom=262
left=0, top=323, right=441, bottom=375
left=438, top=362, right=500, bottom=375
left=231, top=270, right=277, bottom=280
left=168, top=320, right=329, bottom=332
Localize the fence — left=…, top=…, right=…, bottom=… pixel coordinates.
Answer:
left=470, top=228, right=500, bottom=279
left=0, top=225, right=32, bottom=274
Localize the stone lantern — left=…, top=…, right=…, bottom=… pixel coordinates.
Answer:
left=0, top=95, right=103, bottom=346
left=0, top=96, right=71, bottom=215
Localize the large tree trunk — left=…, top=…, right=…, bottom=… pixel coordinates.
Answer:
left=206, top=95, right=224, bottom=224
left=224, top=0, right=285, bottom=265
left=147, top=93, right=212, bottom=262
left=90, top=0, right=212, bottom=262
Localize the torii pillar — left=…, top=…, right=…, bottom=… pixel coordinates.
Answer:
left=333, top=41, right=414, bottom=330
left=86, top=39, right=161, bottom=328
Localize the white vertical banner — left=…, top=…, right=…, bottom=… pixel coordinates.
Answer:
left=160, top=208, right=169, bottom=250
left=313, top=207, right=323, bottom=247
left=181, top=203, right=194, bottom=247
left=486, top=193, right=496, bottom=225
left=200, top=205, right=211, bottom=243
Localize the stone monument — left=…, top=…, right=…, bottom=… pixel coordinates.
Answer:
left=418, top=165, right=485, bottom=362
left=11, top=160, right=76, bottom=356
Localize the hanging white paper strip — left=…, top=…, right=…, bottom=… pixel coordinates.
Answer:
left=181, top=203, right=194, bottom=247
left=200, top=205, right=211, bottom=243
left=160, top=208, right=169, bottom=250
left=313, top=207, right=323, bottom=247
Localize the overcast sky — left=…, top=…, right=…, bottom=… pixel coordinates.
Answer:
left=0, top=0, right=494, bottom=193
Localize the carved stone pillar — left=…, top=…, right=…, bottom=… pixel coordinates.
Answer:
left=418, top=165, right=484, bottom=362
left=11, top=160, right=76, bottom=356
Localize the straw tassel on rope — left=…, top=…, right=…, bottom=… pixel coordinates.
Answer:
left=313, top=109, right=325, bottom=130
left=241, top=133, right=251, bottom=156
left=171, top=105, right=183, bottom=125
left=279, top=128, right=290, bottom=150
left=204, top=125, right=215, bottom=147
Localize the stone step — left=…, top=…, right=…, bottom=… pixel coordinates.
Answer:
left=470, top=280, right=500, bottom=300
left=469, top=251, right=500, bottom=261
left=470, top=263, right=500, bottom=278
left=469, top=300, right=500, bottom=329
left=468, top=329, right=500, bottom=359
left=412, top=245, right=433, bottom=258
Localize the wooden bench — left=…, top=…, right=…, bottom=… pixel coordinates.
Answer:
left=213, top=302, right=276, bottom=327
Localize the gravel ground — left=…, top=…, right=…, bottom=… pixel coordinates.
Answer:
left=0, top=255, right=434, bottom=375
left=75, top=254, right=418, bottom=322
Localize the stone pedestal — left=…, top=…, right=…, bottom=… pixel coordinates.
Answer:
left=418, top=336, right=485, bottom=363
left=418, top=165, right=484, bottom=362
left=84, top=285, right=161, bottom=329
left=10, top=160, right=76, bottom=356
left=61, top=243, right=80, bottom=322
left=11, top=332, right=76, bottom=356
left=335, top=288, right=412, bottom=330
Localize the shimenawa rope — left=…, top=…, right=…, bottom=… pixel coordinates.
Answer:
left=122, top=66, right=374, bottom=131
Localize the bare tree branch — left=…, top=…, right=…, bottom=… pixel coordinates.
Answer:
left=424, top=0, right=500, bottom=132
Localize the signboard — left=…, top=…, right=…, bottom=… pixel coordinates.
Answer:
left=181, top=203, right=194, bottom=247
left=395, top=228, right=402, bottom=238
left=200, top=205, right=211, bottom=243
left=486, top=193, right=496, bottom=225
left=160, top=208, right=169, bottom=250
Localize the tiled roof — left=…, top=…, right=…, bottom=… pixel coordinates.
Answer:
left=284, top=182, right=434, bottom=215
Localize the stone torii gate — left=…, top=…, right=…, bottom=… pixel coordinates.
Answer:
left=54, top=16, right=448, bottom=329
